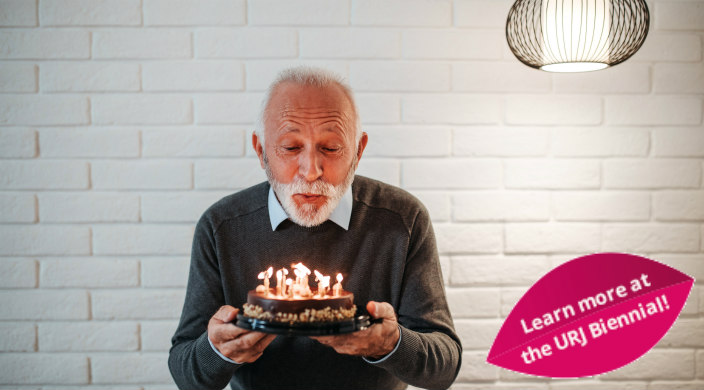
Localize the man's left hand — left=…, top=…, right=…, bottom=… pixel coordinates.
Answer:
left=311, top=301, right=400, bottom=360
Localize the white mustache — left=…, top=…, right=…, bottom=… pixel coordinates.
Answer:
left=288, top=177, right=336, bottom=197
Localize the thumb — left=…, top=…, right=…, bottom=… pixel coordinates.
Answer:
left=213, top=305, right=239, bottom=323
left=366, top=301, right=396, bottom=321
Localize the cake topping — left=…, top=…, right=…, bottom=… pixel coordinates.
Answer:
left=256, top=262, right=345, bottom=300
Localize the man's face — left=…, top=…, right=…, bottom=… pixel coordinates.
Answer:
left=254, top=82, right=367, bottom=227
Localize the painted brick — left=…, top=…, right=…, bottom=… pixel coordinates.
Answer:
left=354, top=159, right=400, bottom=186
left=602, top=224, right=700, bottom=253
left=0, top=354, right=89, bottom=384
left=553, top=63, right=651, bottom=94
left=653, top=127, right=704, bottom=157
left=0, top=96, right=89, bottom=125
left=0, top=258, right=36, bottom=287
left=604, top=159, right=701, bottom=189
left=356, top=94, right=400, bottom=124
left=93, top=29, right=192, bottom=59
left=0, top=290, right=88, bottom=320
left=363, top=126, right=450, bottom=157
left=141, top=257, right=190, bottom=287
left=450, top=255, right=550, bottom=286
left=39, top=127, right=140, bottom=157
left=402, top=159, right=501, bottom=189
left=38, top=321, right=138, bottom=351
left=93, top=225, right=194, bottom=255
left=141, top=320, right=179, bottom=351
left=658, top=319, right=704, bottom=348
left=552, top=127, right=649, bottom=157
left=454, top=191, right=549, bottom=222
left=453, top=62, right=551, bottom=92
left=699, top=351, right=704, bottom=380
left=631, top=32, right=701, bottom=62
left=505, top=223, right=601, bottom=253
left=195, top=158, right=266, bottom=189
left=250, top=0, right=348, bottom=25
left=655, top=191, right=704, bottom=221
left=350, top=61, right=449, bottom=92
left=0, top=62, right=36, bottom=92
left=606, top=96, right=702, bottom=126
left=0, top=127, right=36, bottom=158
left=446, top=287, right=500, bottom=318
left=352, top=0, right=451, bottom=26
left=402, top=95, right=500, bottom=124
left=92, top=290, right=185, bottom=320
left=245, top=60, right=349, bottom=91
left=144, top=0, right=245, bottom=26
left=301, top=28, right=399, bottom=59
left=0, top=30, right=89, bottom=59
left=40, top=0, right=141, bottom=26
left=403, top=30, right=503, bottom=60
left=0, top=323, right=35, bottom=351
left=40, top=258, right=139, bottom=288
left=0, top=161, right=88, bottom=189
left=655, top=63, right=704, bottom=94
left=456, top=351, right=499, bottom=381
left=409, top=191, right=450, bottom=222
left=144, top=127, right=245, bottom=158
left=92, top=161, right=192, bottom=190
left=92, top=353, right=171, bottom=384
left=92, top=95, right=192, bottom=125
left=454, top=0, right=512, bottom=28
left=0, top=192, right=36, bottom=222
left=656, top=2, right=704, bottom=31
left=455, top=126, right=548, bottom=157
left=434, top=223, right=502, bottom=254
left=454, top=319, right=502, bottom=349
left=602, top=350, right=694, bottom=380
left=141, top=192, right=229, bottom=222
left=195, top=93, right=262, bottom=124
left=501, top=287, right=529, bottom=317
left=0, top=225, right=90, bottom=255
left=553, top=191, right=650, bottom=221
left=505, top=96, right=602, bottom=125
left=0, top=0, right=37, bottom=26
left=656, top=255, right=704, bottom=284
left=143, top=61, right=244, bottom=92
left=196, top=28, right=297, bottom=58
left=41, top=62, right=140, bottom=92
left=505, top=159, right=600, bottom=189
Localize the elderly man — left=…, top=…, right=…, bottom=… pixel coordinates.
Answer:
left=169, top=67, right=461, bottom=390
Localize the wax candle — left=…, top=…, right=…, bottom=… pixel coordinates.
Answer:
left=333, top=273, right=343, bottom=297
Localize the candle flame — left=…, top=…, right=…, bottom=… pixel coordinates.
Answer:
left=337, top=273, right=343, bottom=283
left=258, top=272, right=266, bottom=279
left=292, top=262, right=311, bottom=275
left=266, top=266, right=273, bottom=278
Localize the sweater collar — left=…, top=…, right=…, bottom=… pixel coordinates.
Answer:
left=267, top=185, right=352, bottom=231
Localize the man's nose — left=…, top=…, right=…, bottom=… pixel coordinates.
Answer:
left=299, top=148, right=323, bottom=181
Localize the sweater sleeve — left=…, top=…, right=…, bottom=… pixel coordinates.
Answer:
left=168, top=213, right=243, bottom=390
left=368, top=206, right=463, bottom=390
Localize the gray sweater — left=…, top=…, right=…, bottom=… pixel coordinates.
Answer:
left=169, top=176, right=462, bottom=390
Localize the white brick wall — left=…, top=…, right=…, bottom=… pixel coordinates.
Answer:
left=0, top=0, right=702, bottom=388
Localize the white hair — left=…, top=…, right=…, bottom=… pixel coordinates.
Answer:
left=255, top=66, right=361, bottom=148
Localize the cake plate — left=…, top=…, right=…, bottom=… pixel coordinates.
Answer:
left=235, top=314, right=383, bottom=336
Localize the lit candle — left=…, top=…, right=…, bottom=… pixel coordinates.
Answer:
left=264, top=267, right=273, bottom=294
left=286, top=278, right=293, bottom=298
left=333, top=273, right=343, bottom=297
left=314, top=270, right=330, bottom=297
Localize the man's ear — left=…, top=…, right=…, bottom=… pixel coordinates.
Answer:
left=252, top=131, right=266, bottom=169
left=354, top=132, right=368, bottom=169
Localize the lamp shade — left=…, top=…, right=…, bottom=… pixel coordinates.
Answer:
left=506, top=0, right=649, bottom=72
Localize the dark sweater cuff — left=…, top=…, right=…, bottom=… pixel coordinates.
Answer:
left=195, top=332, right=243, bottom=377
left=364, top=325, right=421, bottom=370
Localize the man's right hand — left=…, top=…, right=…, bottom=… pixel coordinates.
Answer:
left=207, top=305, right=277, bottom=363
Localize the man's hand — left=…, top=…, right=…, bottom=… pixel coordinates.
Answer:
left=311, top=301, right=400, bottom=359
left=207, top=305, right=277, bottom=363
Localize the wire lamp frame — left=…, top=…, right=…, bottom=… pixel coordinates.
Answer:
left=506, top=0, right=649, bottom=72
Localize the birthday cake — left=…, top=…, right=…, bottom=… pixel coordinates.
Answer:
left=243, top=289, right=356, bottom=324
left=243, top=264, right=357, bottom=324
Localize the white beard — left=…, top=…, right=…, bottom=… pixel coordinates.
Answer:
left=265, top=156, right=356, bottom=227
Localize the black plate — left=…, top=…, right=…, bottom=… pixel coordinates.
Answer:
left=235, top=314, right=383, bottom=336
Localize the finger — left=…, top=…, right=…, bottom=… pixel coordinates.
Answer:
left=212, top=305, right=239, bottom=323
left=367, top=301, right=396, bottom=321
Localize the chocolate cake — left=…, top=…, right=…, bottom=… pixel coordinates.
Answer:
left=243, top=289, right=357, bottom=324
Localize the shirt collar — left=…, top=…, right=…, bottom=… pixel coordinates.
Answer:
left=268, top=185, right=353, bottom=231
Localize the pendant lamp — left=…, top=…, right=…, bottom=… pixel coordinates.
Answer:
left=506, top=0, right=649, bottom=72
